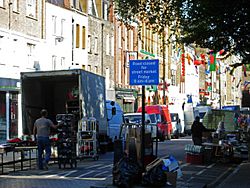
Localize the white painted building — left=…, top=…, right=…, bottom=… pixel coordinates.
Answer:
left=44, top=2, right=88, bottom=70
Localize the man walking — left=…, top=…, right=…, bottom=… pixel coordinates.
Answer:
left=33, top=109, right=57, bottom=170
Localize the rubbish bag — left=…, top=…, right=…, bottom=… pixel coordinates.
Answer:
left=142, top=163, right=167, bottom=187
left=113, top=156, right=141, bottom=188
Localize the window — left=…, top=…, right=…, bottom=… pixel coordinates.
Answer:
left=61, top=57, right=65, bottom=68
left=52, top=16, right=57, bottom=35
left=94, top=66, right=98, bottom=73
left=111, top=36, right=114, bottom=57
left=88, top=65, right=91, bottom=71
left=0, top=0, right=5, bottom=8
left=118, top=26, right=121, bottom=48
left=52, top=55, right=57, bottom=70
left=105, top=67, right=110, bottom=89
left=0, top=92, right=6, bottom=141
left=82, top=26, right=86, bottom=49
left=12, top=0, right=19, bottom=12
left=76, top=24, right=80, bottom=48
left=124, top=28, right=128, bottom=50
left=106, top=34, right=109, bottom=55
left=171, top=69, right=176, bottom=85
left=87, top=35, right=91, bottom=53
left=118, top=60, right=121, bottom=84
left=27, top=43, right=35, bottom=67
left=26, top=0, right=37, bottom=18
left=94, top=37, right=98, bottom=54
left=103, top=3, right=108, bottom=20
left=82, top=65, right=86, bottom=70
left=130, top=30, right=133, bottom=51
left=60, top=19, right=65, bottom=37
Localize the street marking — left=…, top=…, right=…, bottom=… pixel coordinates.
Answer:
left=207, top=163, right=215, bottom=168
left=94, top=170, right=109, bottom=177
left=45, top=171, right=69, bottom=178
left=85, top=164, right=102, bottom=169
left=180, top=163, right=190, bottom=168
left=196, top=169, right=206, bottom=175
left=106, top=174, right=112, bottom=178
left=78, top=170, right=95, bottom=178
left=97, top=164, right=113, bottom=169
left=59, top=170, right=77, bottom=178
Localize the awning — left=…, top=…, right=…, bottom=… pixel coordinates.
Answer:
left=123, top=96, right=135, bottom=102
left=0, top=77, right=20, bottom=91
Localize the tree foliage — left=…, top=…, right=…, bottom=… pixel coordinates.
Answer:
left=114, top=0, right=250, bottom=67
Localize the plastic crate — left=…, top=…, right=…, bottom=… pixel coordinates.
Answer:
left=185, top=153, right=204, bottom=165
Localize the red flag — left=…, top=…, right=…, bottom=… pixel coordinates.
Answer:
left=209, top=52, right=216, bottom=71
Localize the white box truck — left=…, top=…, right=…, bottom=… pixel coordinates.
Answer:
left=21, top=69, right=112, bottom=151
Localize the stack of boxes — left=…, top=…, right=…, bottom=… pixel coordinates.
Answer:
left=185, top=144, right=204, bottom=165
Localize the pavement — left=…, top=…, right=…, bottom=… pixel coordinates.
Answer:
left=216, top=161, right=250, bottom=188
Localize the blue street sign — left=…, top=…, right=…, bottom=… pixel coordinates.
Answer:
left=129, top=59, right=159, bottom=85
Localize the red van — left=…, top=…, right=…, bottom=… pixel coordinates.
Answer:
left=137, top=105, right=172, bottom=140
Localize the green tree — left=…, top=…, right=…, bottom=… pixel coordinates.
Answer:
left=114, top=0, right=249, bottom=68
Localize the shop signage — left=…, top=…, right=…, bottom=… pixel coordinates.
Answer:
left=129, top=59, right=159, bottom=86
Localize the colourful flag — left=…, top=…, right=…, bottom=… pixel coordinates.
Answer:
left=243, top=65, right=247, bottom=77
left=209, top=52, right=216, bottom=71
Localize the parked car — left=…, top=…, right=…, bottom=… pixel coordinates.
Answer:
left=137, top=105, right=172, bottom=140
left=123, top=113, right=158, bottom=138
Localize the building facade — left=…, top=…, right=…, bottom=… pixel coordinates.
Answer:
left=0, top=0, right=45, bottom=142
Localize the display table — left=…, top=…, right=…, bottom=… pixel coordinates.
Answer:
left=0, top=146, right=37, bottom=174
left=202, top=142, right=234, bottom=162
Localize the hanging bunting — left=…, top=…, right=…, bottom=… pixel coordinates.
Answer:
left=243, top=64, right=247, bottom=77
left=243, top=81, right=250, bottom=90
left=209, top=51, right=216, bottom=71
left=195, top=66, right=198, bottom=74
left=236, top=79, right=242, bottom=88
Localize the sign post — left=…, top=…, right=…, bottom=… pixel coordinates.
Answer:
left=129, top=59, right=159, bottom=170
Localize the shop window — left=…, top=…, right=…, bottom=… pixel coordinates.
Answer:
left=9, top=93, right=18, bottom=139
left=0, top=92, right=6, bottom=141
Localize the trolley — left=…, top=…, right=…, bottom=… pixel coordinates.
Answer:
left=77, top=117, right=99, bottom=160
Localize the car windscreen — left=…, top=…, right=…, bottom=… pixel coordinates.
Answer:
left=124, top=115, right=142, bottom=123
left=170, top=113, right=178, bottom=122
left=148, top=114, right=157, bottom=123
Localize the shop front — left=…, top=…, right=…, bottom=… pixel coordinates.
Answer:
left=0, top=78, right=20, bottom=143
left=115, top=87, right=138, bottom=113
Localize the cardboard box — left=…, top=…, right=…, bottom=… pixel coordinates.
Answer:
left=165, top=171, right=177, bottom=187
left=186, top=153, right=204, bottom=165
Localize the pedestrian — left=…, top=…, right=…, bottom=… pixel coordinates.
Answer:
left=33, top=109, right=58, bottom=170
left=216, top=121, right=226, bottom=140
left=191, top=116, right=211, bottom=145
left=246, top=115, right=250, bottom=162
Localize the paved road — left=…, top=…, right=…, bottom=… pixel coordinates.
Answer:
left=0, top=137, right=239, bottom=188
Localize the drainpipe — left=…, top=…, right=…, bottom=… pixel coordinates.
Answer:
left=101, top=23, right=104, bottom=75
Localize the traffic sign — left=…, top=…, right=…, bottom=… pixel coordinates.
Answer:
left=129, top=59, right=159, bottom=85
